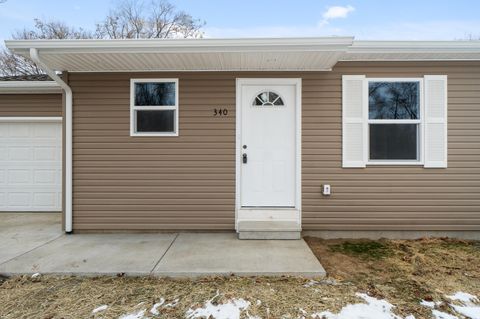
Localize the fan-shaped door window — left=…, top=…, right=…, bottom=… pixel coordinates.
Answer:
left=253, top=91, right=284, bottom=106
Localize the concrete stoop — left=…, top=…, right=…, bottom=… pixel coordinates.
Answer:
left=237, top=220, right=301, bottom=240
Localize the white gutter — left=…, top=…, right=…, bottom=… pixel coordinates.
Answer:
left=6, top=37, right=355, bottom=53
left=349, top=40, right=480, bottom=53
left=30, top=48, right=73, bottom=233
left=0, top=81, right=61, bottom=94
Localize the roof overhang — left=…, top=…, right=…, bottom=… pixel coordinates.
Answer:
left=345, top=41, right=480, bottom=61
left=4, top=37, right=480, bottom=73
left=5, top=37, right=354, bottom=72
left=0, top=81, right=61, bottom=94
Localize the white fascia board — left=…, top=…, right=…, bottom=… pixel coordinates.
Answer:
left=0, top=81, right=62, bottom=94
left=348, top=40, right=480, bottom=53
left=5, top=37, right=355, bottom=55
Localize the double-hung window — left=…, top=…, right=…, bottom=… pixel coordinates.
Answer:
left=368, top=79, right=423, bottom=164
left=342, top=75, right=447, bottom=168
left=130, top=79, right=179, bottom=136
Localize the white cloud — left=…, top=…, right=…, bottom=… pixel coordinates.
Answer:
left=322, top=5, right=355, bottom=20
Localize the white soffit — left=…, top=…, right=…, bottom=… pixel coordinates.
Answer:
left=5, top=37, right=354, bottom=72
left=0, top=81, right=61, bottom=94
left=5, top=38, right=480, bottom=72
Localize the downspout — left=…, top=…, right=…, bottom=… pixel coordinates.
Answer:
left=30, top=48, right=73, bottom=233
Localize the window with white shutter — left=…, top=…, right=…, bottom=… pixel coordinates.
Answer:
left=342, top=75, right=447, bottom=168
left=424, top=75, right=448, bottom=168
left=342, top=75, right=367, bottom=168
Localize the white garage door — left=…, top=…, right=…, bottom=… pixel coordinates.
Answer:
left=0, top=121, right=62, bottom=211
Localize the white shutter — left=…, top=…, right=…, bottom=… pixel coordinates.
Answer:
left=424, top=75, right=448, bottom=168
left=342, top=75, right=366, bottom=168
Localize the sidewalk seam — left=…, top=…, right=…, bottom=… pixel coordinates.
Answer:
left=150, top=233, right=179, bottom=274
left=0, top=234, right=64, bottom=267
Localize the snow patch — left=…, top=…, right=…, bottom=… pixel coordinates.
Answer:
left=311, top=293, right=415, bottom=319
left=447, top=292, right=479, bottom=304
left=150, top=298, right=165, bottom=315
left=92, top=305, right=108, bottom=314
left=164, top=298, right=179, bottom=308
left=431, top=310, right=459, bottom=319
left=186, top=293, right=251, bottom=319
left=420, top=300, right=436, bottom=308
left=447, top=292, right=480, bottom=319
left=304, top=280, right=319, bottom=288
left=420, top=291, right=480, bottom=319
left=119, top=309, right=146, bottom=319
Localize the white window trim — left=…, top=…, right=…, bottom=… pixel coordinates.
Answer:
left=130, top=78, right=179, bottom=137
left=366, top=77, right=424, bottom=166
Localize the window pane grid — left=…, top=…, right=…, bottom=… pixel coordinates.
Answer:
left=368, top=119, right=421, bottom=124
left=132, top=105, right=177, bottom=111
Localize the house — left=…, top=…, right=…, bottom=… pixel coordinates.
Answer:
left=2, top=37, right=480, bottom=239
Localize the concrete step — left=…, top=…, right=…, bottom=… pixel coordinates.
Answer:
left=238, top=231, right=301, bottom=240
left=237, top=220, right=301, bottom=240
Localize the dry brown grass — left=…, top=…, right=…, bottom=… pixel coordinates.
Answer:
left=0, top=237, right=479, bottom=318
left=305, top=237, right=480, bottom=318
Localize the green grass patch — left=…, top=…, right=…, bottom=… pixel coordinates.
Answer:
left=329, top=240, right=393, bottom=260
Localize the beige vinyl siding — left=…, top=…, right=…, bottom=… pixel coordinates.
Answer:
left=69, top=61, right=480, bottom=231
left=71, top=73, right=236, bottom=230
left=0, top=94, right=62, bottom=116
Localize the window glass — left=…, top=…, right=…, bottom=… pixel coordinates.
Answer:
left=369, top=124, right=418, bottom=160
left=253, top=91, right=284, bottom=106
left=136, top=110, right=175, bottom=133
left=135, top=82, right=176, bottom=106
left=369, top=82, right=419, bottom=120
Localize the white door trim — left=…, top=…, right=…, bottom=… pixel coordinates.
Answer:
left=235, top=78, right=302, bottom=230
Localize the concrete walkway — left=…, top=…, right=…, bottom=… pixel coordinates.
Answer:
left=0, top=213, right=325, bottom=278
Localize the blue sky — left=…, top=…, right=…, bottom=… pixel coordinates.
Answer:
left=0, top=0, right=479, bottom=42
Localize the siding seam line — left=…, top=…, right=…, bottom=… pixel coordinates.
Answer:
left=150, top=233, right=179, bottom=274
left=0, top=234, right=64, bottom=266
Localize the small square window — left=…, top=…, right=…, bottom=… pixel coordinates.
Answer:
left=130, top=79, right=178, bottom=136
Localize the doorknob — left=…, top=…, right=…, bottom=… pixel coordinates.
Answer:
left=242, top=153, right=247, bottom=164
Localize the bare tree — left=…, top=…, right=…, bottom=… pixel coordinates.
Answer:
left=1, top=0, right=205, bottom=76
left=458, top=34, right=480, bottom=41
left=13, top=19, right=93, bottom=40
left=95, top=0, right=205, bottom=39
left=0, top=19, right=94, bottom=76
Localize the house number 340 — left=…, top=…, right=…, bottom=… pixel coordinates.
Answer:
left=213, top=108, right=228, bottom=116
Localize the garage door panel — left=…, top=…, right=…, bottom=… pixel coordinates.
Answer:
left=33, top=192, right=58, bottom=207
left=33, top=125, right=61, bottom=139
left=7, top=192, right=31, bottom=208
left=34, top=147, right=58, bottom=160
left=0, top=122, right=62, bottom=212
left=8, top=147, right=33, bottom=160
left=8, top=169, right=31, bottom=184
left=34, top=169, right=58, bottom=184
left=7, top=123, right=30, bottom=137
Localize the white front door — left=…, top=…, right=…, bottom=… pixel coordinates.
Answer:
left=240, top=81, right=297, bottom=207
